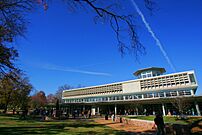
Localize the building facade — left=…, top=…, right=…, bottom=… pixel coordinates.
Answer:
left=62, top=67, right=201, bottom=116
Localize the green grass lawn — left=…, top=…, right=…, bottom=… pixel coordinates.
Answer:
left=0, top=114, right=128, bottom=135
left=125, top=115, right=202, bottom=125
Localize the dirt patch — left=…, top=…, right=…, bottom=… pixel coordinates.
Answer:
left=191, top=120, right=202, bottom=133
left=94, top=118, right=156, bottom=134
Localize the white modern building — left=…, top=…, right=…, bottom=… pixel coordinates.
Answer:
left=62, top=67, right=201, bottom=116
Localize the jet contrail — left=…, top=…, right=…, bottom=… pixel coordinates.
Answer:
left=44, top=65, right=112, bottom=76
left=37, top=63, right=111, bottom=77
left=131, top=0, right=176, bottom=72
left=24, top=61, right=112, bottom=76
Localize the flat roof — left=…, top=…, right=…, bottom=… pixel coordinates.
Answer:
left=134, top=67, right=166, bottom=76
left=63, top=70, right=195, bottom=93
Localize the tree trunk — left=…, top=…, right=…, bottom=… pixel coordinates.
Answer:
left=3, top=104, right=7, bottom=113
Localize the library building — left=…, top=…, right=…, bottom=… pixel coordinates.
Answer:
left=62, top=67, right=202, bottom=116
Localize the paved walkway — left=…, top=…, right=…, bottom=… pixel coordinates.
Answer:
left=94, top=118, right=156, bottom=135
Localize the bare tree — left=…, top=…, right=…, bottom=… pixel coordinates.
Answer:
left=46, top=93, right=57, bottom=105
left=38, top=0, right=156, bottom=57
left=0, top=0, right=156, bottom=74
left=0, top=0, right=157, bottom=87
left=56, top=84, right=74, bottom=103
left=0, top=0, right=36, bottom=74
left=0, top=0, right=156, bottom=76
left=171, top=97, right=191, bottom=116
left=0, top=0, right=35, bottom=43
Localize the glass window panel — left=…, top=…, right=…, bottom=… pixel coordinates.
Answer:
left=189, top=74, right=196, bottom=84
left=148, top=74, right=152, bottom=77
left=170, top=91, right=177, bottom=96
left=166, top=92, right=171, bottom=97
left=179, top=91, right=184, bottom=96
left=142, top=75, right=147, bottom=78
left=159, top=92, right=164, bottom=97
left=184, top=90, right=191, bottom=95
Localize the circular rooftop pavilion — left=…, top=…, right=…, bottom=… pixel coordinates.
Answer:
left=134, top=67, right=166, bottom=78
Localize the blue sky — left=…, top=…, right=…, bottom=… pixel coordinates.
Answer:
left=17, top=0, right=202, bottom=95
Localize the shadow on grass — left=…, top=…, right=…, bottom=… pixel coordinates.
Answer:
left=190, top=119, right=202, bottom=127
left=0, top=114, right=156, bottom=135
left=0, top=122, right=155, bottom=135
left=0, top=124, right=136, bottom=135
left=189, top=119, right=202, bottom=135
left=0, top=126, right=68, bottom=135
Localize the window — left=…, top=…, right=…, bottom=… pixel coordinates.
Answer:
left=184, top=90, right=191, bottom=95
left=166, top=92, right=171, bottom=97
left=143, top=94, right=148, bottom=98
left=142, top=75, right=147, bottom=78
left=134, top=95, right=138, bottom=99
left=137, top=95, right=142, bottom=99
left=154, top=93, right=158, bottom=97
left=120, top=96, right=123, bottom=100
left=159, top=92, right=164, bottom=97
left=147, top=74, right=152, bottom=77
left=102, top=97, right=107, bottom=101
left=170, top=91, right=177, bottom=96
left=125, top=96, right=129, bottom=100
left=189, top=74, right=196, bottom=84
left=179, top=91, right=184, bottom=96
left=143, top=93, right=153, bottom=98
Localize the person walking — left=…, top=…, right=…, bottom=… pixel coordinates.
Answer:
left=154, top=114, right=165, bottom=135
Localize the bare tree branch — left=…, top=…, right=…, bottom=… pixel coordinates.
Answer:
left=171, top=97, right=191, bottom=115
left=61, top=0, right=148, bottom=57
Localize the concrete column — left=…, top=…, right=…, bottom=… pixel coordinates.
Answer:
left=191, top=108, right=195, bottom=116
left=144, top=108, right=147, bottom=115
left=142, top=94, right=144, bottom=99
left=68, top=106, right=71, bottom=115
left=123, top=96, right=125, bottom=100
left=97, top=107, right=100, bottom=115
left=162, top=104, right=166, bottom=116
left=115, top=104, right=117, bottom=115
left=136, top=107, right=139, bottom=115
left=191, top=89, right=194, bottom=96
left=91, top=107, right=96, bottom=116
left=177, top=91, right=179, bottom=96
left=164, top=92, right=166, bottom=97
left=195, top=102, right=201, bottom=116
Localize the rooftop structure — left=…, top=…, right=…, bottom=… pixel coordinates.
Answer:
left=134, top=67, right=166, bottom=78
